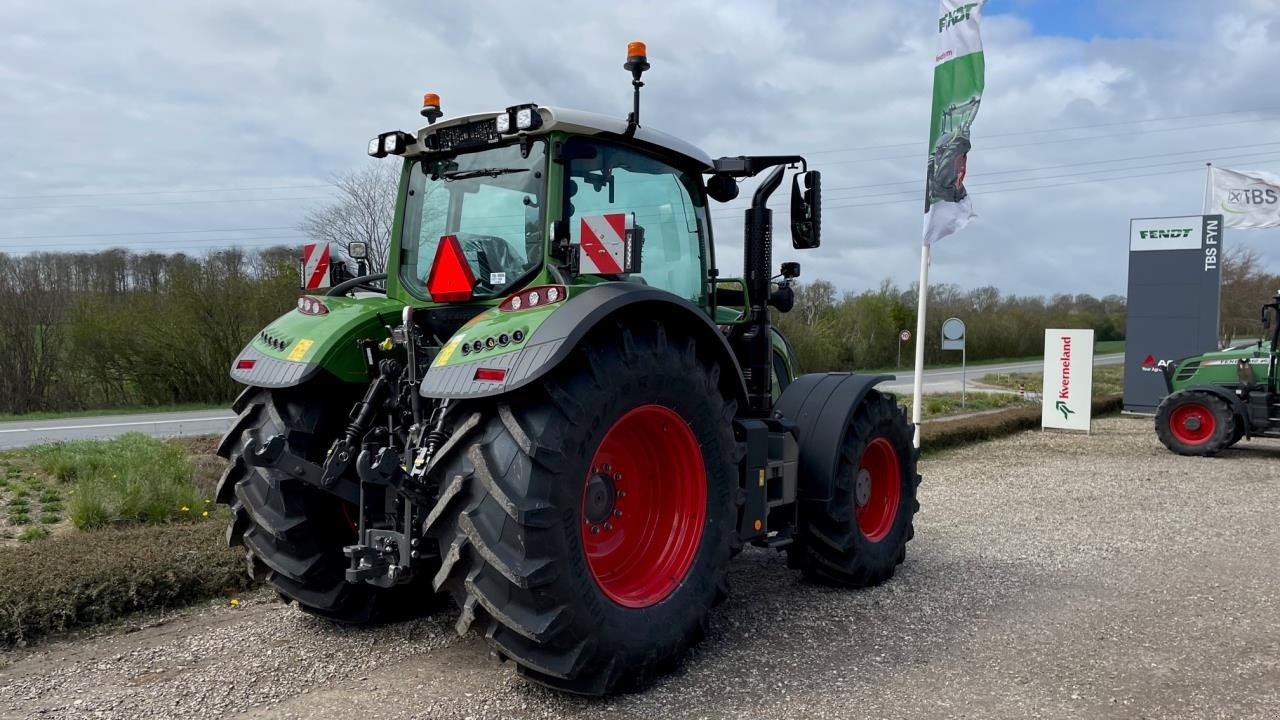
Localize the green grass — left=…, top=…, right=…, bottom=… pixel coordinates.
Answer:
left=980, top=364, right=1124, bottom=399
left=27, top=433, right=204, bottom=530
left=17, top=526, right=49, bottom=543
left=1095, top=340, right=1126, bottom=354
left=901, top=391, right=1030, bottom=418
left=0, top=402, right=225, bottom=424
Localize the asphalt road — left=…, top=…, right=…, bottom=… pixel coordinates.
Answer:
left=2, top=415, right=1276, bottom=719
left=0, top=409, right=237, bottom=450
left=0, top=353, right=1125, bottom=450
left=878, top=351, right=1125, bottom=394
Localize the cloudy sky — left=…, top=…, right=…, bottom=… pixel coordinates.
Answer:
left=3, top=0, right=1278, bottom=298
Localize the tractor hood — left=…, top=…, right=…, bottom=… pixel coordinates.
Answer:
left=1168, top=344, right=1273, bottom=391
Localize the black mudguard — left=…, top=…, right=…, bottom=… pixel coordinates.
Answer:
left=774, top=372, right=895, bottom=504
left=420, top=282, right=749, bottom=406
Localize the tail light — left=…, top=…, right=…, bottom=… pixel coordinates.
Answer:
left=499, top=284, right=567, bottom=312
left=426, top=235, right=477, bottom=302
left=474, top=368, right=507, bottom=382
left=297, top=296, right=329, bottom=316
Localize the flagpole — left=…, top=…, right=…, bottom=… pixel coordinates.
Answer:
left=911, top=243, right=930, bottom=448
left=1203, top=161, right=1213, bottom=215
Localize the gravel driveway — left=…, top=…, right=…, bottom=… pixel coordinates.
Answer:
left=2, top=415, right=1277, bottom=719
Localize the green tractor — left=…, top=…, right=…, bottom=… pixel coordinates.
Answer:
left=217, top=44, right=920, bottom=694
left=1155, top=291, right=1280, bottom=455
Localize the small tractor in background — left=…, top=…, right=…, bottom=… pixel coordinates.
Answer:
left=217, top=43, right=920, bottom=694
left=1156, top=290, right=1280, bottom=455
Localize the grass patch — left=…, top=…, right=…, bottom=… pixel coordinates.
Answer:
left=0, top=402, right=225, bottom=424
left=980, top=364, right=1124, bottom=398
left=901, top=391, right=1029, bottom=418
left=17, top=526, right=49, bottom=543
left=0, top=520, right=251, bottom=646
left=27, top=433, right=204, bottom=530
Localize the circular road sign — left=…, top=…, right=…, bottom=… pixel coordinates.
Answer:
left=942, top=317, right=966, bottom=341
left=899, top=330, right=912, bottom=342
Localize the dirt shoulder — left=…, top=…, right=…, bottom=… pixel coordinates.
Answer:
left=1, top=416, right=1278, bottom=719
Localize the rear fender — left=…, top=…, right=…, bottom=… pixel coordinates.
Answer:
left=420, top=282, right=749, bottom=406
left=229, top=295, right=405, bottom=388
left=774, top=373, right=896, bottom=504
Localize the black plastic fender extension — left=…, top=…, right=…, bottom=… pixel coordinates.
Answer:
left=419, top=282, right=749, bottom=405
left=773, top=372, right=896, bottom=505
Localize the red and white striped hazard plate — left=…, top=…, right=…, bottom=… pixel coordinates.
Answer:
left=578, top=213, right=633, bottom=275
left=301, top=242, right=331, bottom=290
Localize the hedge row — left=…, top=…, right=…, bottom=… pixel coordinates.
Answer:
left=0, top=520, right=250, bottom=646
left=921, top=394, right=1125, bottom=454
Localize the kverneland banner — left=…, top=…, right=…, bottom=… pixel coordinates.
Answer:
left=1041, top=328, right=1094, bottom=432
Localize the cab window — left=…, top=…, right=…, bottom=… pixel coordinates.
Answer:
left=566, top=141, right=708, bottom=303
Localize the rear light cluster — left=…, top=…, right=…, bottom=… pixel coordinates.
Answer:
left=499, top=285, right=567, bottom=312
left=297, top=296, right=329, bottom=316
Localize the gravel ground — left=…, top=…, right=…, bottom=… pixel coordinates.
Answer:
left=2, top=415, right=1278, bottom=719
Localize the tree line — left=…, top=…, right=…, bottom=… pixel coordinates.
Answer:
left=0, top=243, right=1275, bottom=415
left=0, top=248, right=297, bottom=414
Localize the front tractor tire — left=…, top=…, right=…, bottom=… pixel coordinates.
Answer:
left=1155, top=391, right=1235, bottom=456
left=787, top=391, right=920, bottom=587
left=425, top=322, right=737, bottom=695
left=216, top=387, right=430, bottom=623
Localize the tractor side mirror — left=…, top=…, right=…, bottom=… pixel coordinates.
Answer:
left=790, top=170, right=821, bottom=249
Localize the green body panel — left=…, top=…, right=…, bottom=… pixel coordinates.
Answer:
left=431, top=300, right=562, bottom=369
left=1169, top=345, right=1275, bottom=392
left=255, top=296, right=405, bottom=382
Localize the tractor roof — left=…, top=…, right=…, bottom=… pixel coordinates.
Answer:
left=414, top=106, right=713, bottom=171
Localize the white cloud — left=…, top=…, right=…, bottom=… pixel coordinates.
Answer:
left=1, top=0, right=1277, bottom=294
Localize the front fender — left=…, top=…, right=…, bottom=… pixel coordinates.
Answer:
left=229, top=295, right=405, bottom=388
left=420, top=282, right=748, bottom=405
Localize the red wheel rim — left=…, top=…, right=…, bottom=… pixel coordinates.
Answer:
left=855, top=437, right=902, bottom=542
left=1169, top=403, right=1216, bottom=445
left=580, top=404, right=706, bottom=609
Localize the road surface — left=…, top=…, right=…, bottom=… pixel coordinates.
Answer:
left=0, top=353, right=1125, bottom=450
left=0, top=409, right=237, bottom=450
left=878, top=352, right=1125, bottom=394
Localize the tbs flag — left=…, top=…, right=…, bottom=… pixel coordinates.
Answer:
left=1207, top=167, right=1280, bottom=229
left=924, top=0, right=987, bottom=245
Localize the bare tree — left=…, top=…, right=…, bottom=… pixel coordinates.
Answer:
left=300, top=162, right=399, bottom=273
left=1219, top=245, right=1279, bottom=347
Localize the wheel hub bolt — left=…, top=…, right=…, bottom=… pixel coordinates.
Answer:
left=854, top=469, right=872, bottom=507
left=590, top=525, right=600, bottom=534
left=604, top=522, right=613, bottom=531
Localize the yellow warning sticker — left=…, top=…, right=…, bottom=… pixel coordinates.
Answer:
left=287, top=338, right=314, bottom=362
left=434, top=338, right=459, bottom=367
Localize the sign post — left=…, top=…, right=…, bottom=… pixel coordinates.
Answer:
left=941, top=317, right=966, bottom=408
left=1041, top=329, right=1094, bottom=432
left=1122, top=215, right=1222, bottom=412
left=898, top=329, right=912, bottom=368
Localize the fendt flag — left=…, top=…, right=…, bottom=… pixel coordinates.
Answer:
left=1207, top=166, right=1280, bottom=229
left=924, top=0, right=986, bottom=245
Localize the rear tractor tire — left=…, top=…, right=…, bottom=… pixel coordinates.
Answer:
left=1155, top=391, right=1234, bottom=456
left=787, top=391, right=921, bottom=587
left=425, top=321, right=738, bottom=695
left=216, top=387, right=434, bottom=623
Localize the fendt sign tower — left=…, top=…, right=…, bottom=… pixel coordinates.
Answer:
left=1123, top=214, right=1223, bottom=412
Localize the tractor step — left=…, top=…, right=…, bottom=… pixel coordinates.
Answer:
left=735, top=417, right=798, bottom=546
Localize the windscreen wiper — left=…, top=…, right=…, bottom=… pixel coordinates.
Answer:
left=441, top=167, right=529, bottom=181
